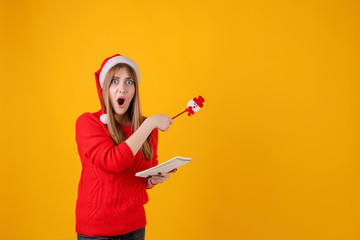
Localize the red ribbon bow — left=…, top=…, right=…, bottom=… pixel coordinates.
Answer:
left=186, top=106, right=195, bottom=116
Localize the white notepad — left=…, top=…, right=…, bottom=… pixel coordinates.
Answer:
left=135, top=156, right=191, bottom=178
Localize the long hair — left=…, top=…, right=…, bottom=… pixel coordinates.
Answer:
left=102, top=63, right=153, bottom=160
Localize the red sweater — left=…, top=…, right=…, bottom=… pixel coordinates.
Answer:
left=75, top=110, right=158, bottom=236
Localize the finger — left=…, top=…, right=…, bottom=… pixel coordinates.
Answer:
left=155, top=172, right=167, bottom=178
left=150, top=177, right=162, bottom=182
left=150, top=179, right=160, bottom=185
left=152, top=175, right=164, bottom=179
left=150, top=178, right=165, bottom=184
left=169, top=168, right=177, bottom=173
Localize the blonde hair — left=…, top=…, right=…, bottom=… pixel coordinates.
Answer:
left=102, top=63, right=153, bottom=160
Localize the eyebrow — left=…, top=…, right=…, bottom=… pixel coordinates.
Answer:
left=112, top=76, right=134, bottom=79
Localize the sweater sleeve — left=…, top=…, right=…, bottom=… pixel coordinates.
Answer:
left=146, top=128, right=159, bottom=189
left=75, top=113, right=135, bottom=173
left=151, top=128, right=159, bottom=168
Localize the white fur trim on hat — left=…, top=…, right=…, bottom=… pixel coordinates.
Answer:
left=100, top=113, right=108, bottom=125
left=99, top=56, right=141, bottom=88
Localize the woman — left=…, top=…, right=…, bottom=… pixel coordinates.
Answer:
left=75, top=54, right=176, bottom=239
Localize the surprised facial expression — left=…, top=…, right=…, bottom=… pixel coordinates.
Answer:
left=109, top=67, right=136, bottom=117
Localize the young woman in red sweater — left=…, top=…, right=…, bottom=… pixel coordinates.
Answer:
left=75, top=54, right=176, bottom=240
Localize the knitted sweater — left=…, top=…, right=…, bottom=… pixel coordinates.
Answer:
left=75, top=109, right=158, bottom=236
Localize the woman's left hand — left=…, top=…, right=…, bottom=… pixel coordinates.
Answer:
left=147, top=168, right=178, bottom=185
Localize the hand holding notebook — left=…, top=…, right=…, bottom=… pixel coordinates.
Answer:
left=135, top=156, right=191, bottom=178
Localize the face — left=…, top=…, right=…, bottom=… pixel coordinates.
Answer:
left=187, top=99, right=200, bottom=112
left=109, top=67, right=136, bottom=119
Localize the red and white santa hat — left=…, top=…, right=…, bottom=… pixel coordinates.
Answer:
left=94, top=54, right=141, bottom=124
left=193, top=96, right=205, bottom=108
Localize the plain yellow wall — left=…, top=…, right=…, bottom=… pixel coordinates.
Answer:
left=1, top=0, right=359, bottom=239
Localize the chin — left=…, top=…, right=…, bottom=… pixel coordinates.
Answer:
left=114, top=110, right=127, bottom=116
left=114, top=107, right=129, bottom=115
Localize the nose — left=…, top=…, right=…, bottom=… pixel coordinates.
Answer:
left=117, top=81, right=127, bottom=93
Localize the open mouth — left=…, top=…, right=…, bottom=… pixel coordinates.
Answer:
left=117, top=97, right=125, bottom=106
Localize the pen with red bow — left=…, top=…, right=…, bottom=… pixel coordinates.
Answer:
left=172, top=96, right=205, bottom=119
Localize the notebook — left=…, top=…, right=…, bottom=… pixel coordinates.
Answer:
left=135, top=156, right=191, bottom=178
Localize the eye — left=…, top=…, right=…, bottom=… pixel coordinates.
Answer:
left=111, top=79, right=119, bottom=84
left=126, top=79, right=134, bottom=85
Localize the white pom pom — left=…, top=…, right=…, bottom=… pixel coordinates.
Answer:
left=100, top=114, right=108, bottom=125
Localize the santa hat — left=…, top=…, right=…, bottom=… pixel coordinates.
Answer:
left=94, top=54, right=141, bottom=124
left=193, top=96, right=205, bottom=108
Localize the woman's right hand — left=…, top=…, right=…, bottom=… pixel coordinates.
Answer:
left=147, top=114, right=173, bottom=132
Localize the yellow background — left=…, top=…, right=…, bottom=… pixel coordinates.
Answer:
left=1, top=0, right=359, bottom=239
